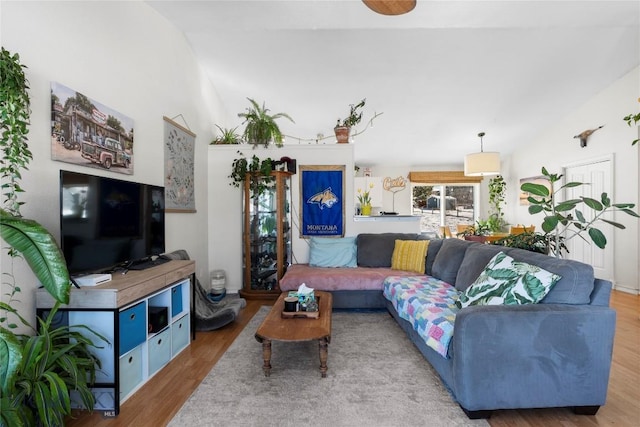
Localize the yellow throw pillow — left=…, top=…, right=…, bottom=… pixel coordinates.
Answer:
left=391, top=240, right=429, bottom=274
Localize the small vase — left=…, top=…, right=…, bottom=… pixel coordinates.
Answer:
left=361, top=204, right=372, bottom=216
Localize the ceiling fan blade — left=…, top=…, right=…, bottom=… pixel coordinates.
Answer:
left=362, top=0, right=417, bottom=16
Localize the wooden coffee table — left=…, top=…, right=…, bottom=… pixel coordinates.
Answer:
left=254, top=291, right=332, bottom=378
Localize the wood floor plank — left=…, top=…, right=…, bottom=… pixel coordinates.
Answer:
left=66, top=291, right=640, bottom=427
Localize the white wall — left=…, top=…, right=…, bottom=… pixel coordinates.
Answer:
left=207, top=144, right=428, bottom=293
left=506, top=67, right=640, bottom=294
left=1, top=1, right=225, bottom=330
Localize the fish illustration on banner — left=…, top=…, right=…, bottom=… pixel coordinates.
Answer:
left=300, top=166, right=345, bottom=237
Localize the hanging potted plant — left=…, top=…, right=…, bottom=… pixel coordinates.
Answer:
left=486, top=175, right=507, bottom=233
left=334, top=99, right=365, bottom=143
left=0, top=47, right=105, bottom=427
left=237, top=98, right=294, bottom=148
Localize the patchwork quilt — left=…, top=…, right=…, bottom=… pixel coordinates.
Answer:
left=383, top=276, right=459, bottom=358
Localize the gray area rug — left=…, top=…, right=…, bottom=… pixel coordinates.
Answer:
left=170, top=307, right=489, bottom=427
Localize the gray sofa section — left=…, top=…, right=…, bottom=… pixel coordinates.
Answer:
left=386, top=238, right=616, bottom=418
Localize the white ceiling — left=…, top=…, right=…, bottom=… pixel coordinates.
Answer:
left=147, top=0, right=639, bottom=167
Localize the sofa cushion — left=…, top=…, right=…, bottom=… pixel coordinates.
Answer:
left=431, top=239, right=474, bottom=287
left=456, top=251, right=562, bottom=308
left=425, top=239, right=443, bottom=276
left=455, top=243, right=509, bottom=292
left=279, top=264, right=421, bottom=291
left=357, top=233, right=426, bottom=268
left=391, top=240, right=429, bottom=274
left=505, top=247, right=595, bottom=304
left=309, top=236, right=357, bottom=268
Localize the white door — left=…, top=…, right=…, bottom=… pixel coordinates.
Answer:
left=563, top=158, right=613, bottom=282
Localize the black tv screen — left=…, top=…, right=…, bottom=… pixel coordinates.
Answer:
left=60, top=170, right=165, bottom=275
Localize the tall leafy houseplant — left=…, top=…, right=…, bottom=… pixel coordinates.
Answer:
left=0, top=48, right=103, bottom=427
left=238, top=98, right=294, bottom=148
left=487, top=175, right=507, bottom=233
left=623, top=98, right=640, bottom=146
left=520, top=167, right=639, bottom=257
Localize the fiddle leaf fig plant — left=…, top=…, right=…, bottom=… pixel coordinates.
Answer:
left=521, top=167, right=639, bottom=257
left=622, top=97, right=639, bottom=146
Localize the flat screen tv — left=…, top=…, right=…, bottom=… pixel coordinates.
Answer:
left=60, top=170, right=165, bottom=276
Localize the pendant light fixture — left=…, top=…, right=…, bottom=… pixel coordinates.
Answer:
left=464, top=132, right=501, bottom=176
left=362, top=0, right=416, bottom=16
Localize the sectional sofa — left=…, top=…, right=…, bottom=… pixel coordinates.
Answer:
left=279, top=233, right=616, bottom=418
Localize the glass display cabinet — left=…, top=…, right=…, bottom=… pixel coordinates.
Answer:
left=240, top=171, right=292, bottom=299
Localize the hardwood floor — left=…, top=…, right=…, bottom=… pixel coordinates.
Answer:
left=67, top=291, right=640, bottom=427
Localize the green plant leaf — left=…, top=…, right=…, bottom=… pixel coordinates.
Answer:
left=600, top=218, right=626, bottom=229
left=560, top=181, right=584, bottom=189
left=542, top=216, right=559, bottom=233
left=588, top=227, right=607, bottom=249
left=620, top=208, right=640, bottom=218
left=555, top=199, right=581, bottom=212
left=583, top=197, right=603, bottom=211
left=520, top=182, right=549, bottom=197
left=575, top=209, right=586, bottom=223
left=528, top=205, right=544, bottom=214
left=0, top=328, right=22, bottom=393
left=0, top=209, right=70, bottom=304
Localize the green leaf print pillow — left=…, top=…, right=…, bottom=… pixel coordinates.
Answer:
left=456, top=251, right=562, bottom=308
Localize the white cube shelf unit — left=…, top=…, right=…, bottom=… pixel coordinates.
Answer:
left=36, top=260, right=195, bottom=417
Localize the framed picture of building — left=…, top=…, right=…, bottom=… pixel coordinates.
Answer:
left=51, top=81, right=134, bottom=175
left=299, top=165, right=345, bottom=237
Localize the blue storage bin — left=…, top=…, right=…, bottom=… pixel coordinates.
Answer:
left=171, top=283, right=183, bottom=317
left=118, top=301, right=146, bottom=356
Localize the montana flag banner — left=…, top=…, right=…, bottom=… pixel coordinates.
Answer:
left=300, top=165, right=345, bottom=237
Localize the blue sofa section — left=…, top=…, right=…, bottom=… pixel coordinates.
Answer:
left=385, top=238, right=616, bottom=418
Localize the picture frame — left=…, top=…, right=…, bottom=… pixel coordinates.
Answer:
left=299, top=165, right=345, bottom=238
left=51, top=81, right=135, bottom=175
left=163, top=116, right=196, bottom=213
left=519, top=175, right=552, bottom=205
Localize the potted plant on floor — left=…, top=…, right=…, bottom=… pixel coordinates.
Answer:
left=238, top=98, right=294, bottom=148
left=0, top=47, right=105, bottom=427
left=521, top=166, right=639, bottom=257
left=334, top=99, right=366, bottom=143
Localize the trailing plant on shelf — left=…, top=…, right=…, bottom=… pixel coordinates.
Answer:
left=521, top=166, right=639, bottom=257
left=210, top=125, right=241, bottom=145
left=487, top=175, right=507, bottom=233
left=237, top=98, right=294, bottom=148
left=228, top=151, right=274, bottom=196
left=0, top=48, right=105, bottom=427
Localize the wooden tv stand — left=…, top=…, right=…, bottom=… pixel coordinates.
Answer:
left=36, top=260, right=195, bottom=417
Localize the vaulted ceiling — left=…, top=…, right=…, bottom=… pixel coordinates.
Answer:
left=147, top=0, right=640, bottom=166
